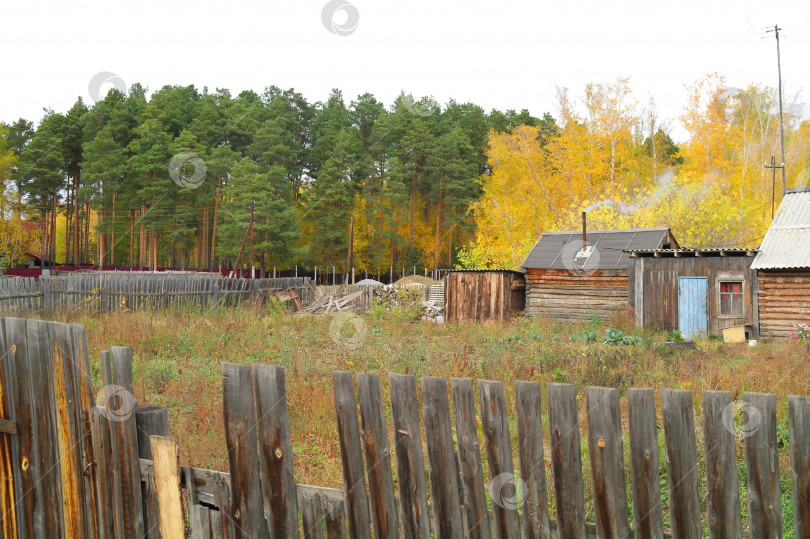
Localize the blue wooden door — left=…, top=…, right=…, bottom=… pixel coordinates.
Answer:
left=678, top=277, right=708, bottom=339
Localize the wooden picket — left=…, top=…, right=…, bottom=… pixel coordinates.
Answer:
left=1, top=317, right=809, bottom=538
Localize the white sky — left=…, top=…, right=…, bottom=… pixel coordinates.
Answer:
left=3, top=0, right=809, bottom=142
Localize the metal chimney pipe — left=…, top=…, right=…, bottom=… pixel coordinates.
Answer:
left=582, top=211, right=587, bottom=251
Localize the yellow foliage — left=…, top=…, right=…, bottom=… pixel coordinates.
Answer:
left=464, top=75, right=810, bottom=268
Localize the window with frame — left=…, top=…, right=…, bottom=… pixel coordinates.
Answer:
left=719, top=281, right=744, bottom=316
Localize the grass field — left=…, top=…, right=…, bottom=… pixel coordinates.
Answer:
left=48, top=303, right=808, bottom=531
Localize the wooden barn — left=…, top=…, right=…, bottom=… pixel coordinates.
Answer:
left=522, top=227, right=678, bottom=321
left=443, top=269, right=525, bottom=321
left=627, top=249, right=758, bottom=339
left=751, top=188, right=810, bottom=338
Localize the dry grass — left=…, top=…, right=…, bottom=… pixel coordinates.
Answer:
left=43, top=305, right=808, bottom=529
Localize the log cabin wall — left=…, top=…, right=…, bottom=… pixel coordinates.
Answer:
left=524, top=269, right=629, bottom=321
left=628, top=255, right=756, bottom=335
left=443, top=270, right=525, bottom=321
left=757, top=269, right=810, bottom=338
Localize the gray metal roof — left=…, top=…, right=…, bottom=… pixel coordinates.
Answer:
left=628, top=248, right=758, bottom=257
left=752, top=189, right=810, bottom=269
left=521, top=228, right=675, bottom=270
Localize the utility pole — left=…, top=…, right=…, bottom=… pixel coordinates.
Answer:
left=249, top=200, right=255, bottom=278
left=765, top=156, right=784, bottom=219
left=767, top=24, right=787, bottom=193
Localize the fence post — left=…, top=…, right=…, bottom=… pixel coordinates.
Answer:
left=788, top=395, right=810, bottom=535
left=134, top=405, right=169, bottom=460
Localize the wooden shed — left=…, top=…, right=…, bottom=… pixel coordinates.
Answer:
left=522, top=227, right=678, bottom=321
left=443, top=269, right=525, bottom=321
left=751, top=188, right=810, bottom=338
left=627, top=249, right=758, bottom=339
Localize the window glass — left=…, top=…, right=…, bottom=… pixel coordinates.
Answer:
left=719, top=281, right=744, bottom=316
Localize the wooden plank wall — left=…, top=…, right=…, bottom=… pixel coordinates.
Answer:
left=3, top=319, right=810, bottom=537
left=757, top=269, right=810, bottom=338
left=444, top=271, right=525, bottom=321
left=628, top=256, right=755, bottom=334
left=524, top=269, right=629, bottom=321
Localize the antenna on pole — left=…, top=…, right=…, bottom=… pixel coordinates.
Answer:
left=766, top=24, right=787, bottom=194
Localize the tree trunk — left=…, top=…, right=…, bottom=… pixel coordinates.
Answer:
left=139, top=207, right=146, bottom=268
left=111, top=192, right=116, bottom=266
left=433, top=186, right=443, bottom=271
left=447, top=222, right=453, bottom=267
left=151, top=229, right=158, bottom=271
left=65, top=181, right=72, bottom=264
left=129, top=209, right=134, bottom=267
left=73, top=172, right=80, bottom=265
left=410, top=172, right=416, bottom=249
left=51, top=191, right=57, bottom=265
left=209, top=177, right=221, bottom=270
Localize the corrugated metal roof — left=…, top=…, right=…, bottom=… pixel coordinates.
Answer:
left=521, top=228, right=674, bottom=270
left=628, top=248, right=758, bottom=257
left=751, top=189, right=810, bottom=269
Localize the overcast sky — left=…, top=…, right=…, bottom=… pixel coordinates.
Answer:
left=3, top=0, right=808, bottom=142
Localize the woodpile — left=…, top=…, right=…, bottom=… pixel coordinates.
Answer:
left=295, top=290, right=366, bottom=314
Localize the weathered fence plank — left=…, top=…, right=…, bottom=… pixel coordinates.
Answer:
left=142, top=463, right=161, bottom=538
left=5, top=318, right=42, bottom=537
left=150, top=436, right=185, bottom=538
left=100, top=350, right=126, bottom=538
left=302, top=492, right=325, bottom=539
left=332, top=371, right=372, bottom=539
left=450, top=378, right=490, bottom=539
left=628, top=388, right=664, bottom=539
left=702, top=390, right=742, bottom=537
left=389, top=373, right=431, bottom=539
left=52, top=321, right=90, bottom=537
left=479, top=380, right=521, bottom=539
left=515, top=380, right=551, bottom=539
left=1, top=319, right=28, bottom=538
left=661, top=389, right=701, bottom=539
left=69, top=323, right=101, bottom=539
left=135, top=404, right=170, bottom=460
left=422, top=376, right=464, bottom=538
left=356, top=373, right=398, bottom=539
left=788, top=394, right=810, bottom=536
left=91, top=406, right=115, bottom=539
left=743, top=391, right=782, bottom=538
left=254, top=364, right=299, bottom=539
left=109, top=345, right=145, bottom=538
left=585, top=386, right=630, bottom=539
left=221, top=362, right=267, bottom=538
left=546, top=382, right=586, bottom=538
left=323, top=496, right=346, bottom=539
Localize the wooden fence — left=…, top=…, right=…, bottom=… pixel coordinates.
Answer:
left=0, top=317, right=808, bottom=537
left=0, top=275, right=314, bottom=314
